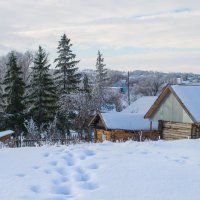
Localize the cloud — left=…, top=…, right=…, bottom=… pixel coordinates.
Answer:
left=0, top=0, right=200, bottom=72
left=77, top=48, right=200, bottom=73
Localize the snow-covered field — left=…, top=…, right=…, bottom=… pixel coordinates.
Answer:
left=1, top=140, right=200, bottom=200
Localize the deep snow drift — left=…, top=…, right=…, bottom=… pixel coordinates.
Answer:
left=0, top=140, right=200, bottom=200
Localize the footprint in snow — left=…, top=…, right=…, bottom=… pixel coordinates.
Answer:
left=80, top=155, right=86, bottom=160
left=44, top=169, right=52, bottom=174
left=55, top=167, right=68, bottom=176
left=75, top=166, right=84, bottom=173
left=30, top=185, right=41, bottom=193
left=51, top=186, right=71, bottom=196
left=43, top=152, right=50, bottom=157
left=84, top=149, right=95, bottom=156
left=88, top=163, right=99, bottom=170
left=49, top=160, right=58, bottom=166
left=62, top=154, right=75, bottom=166
left=66, top=152, right=73, bottom=157
left=32, top=166, right=40, bottom=170
left=173, top=159, right=185, bottom=165
left=57, top=148, right=65, bottom=153
left=52, top=176, right=68, bottom=185
left=16, top=173, right=26, bottom=177
left=80, top=182, right=98, bottom=190
left=140, top=151, right=148, bottom=155
left=75, top=167, right=90, bottom=182
left=44, top=197, right=66, bottom=200
left=75, top=173, right=90, bottom=182
left=181, top=156, right=189, bottom=160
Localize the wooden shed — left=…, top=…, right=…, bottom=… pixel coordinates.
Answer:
left=145, top=85, right=200, bottom=140
left=0, top=130, right=14, bottom=143
left=89, top=112, right=159, bottom=142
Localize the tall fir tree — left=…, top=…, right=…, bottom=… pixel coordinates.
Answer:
left=82, top=73, right=91, bottom=94
left=94, top=50, right=108, bottom=110
left=0, top=81, right=4, bottom=112
left=3, top=52, right=25, bottom=132
left=26, top=46, right=58, bottom=128
left=54, top=34, right=80, bottom=95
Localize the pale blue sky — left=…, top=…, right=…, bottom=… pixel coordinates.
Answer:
left=0, top=0, right=200, bottom=73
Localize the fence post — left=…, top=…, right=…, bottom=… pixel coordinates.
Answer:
left=158, top=120, right=163, bottom=139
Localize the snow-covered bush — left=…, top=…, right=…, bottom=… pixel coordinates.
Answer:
left=24, top=118, right=40, bottom=139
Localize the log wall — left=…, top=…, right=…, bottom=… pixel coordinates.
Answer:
left=95, top=129, right=160, bottom=142
left=160, top=121, right=192, bottom=140
left=0, top=135, right=11, bottom=142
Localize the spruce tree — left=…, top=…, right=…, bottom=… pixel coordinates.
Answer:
left=94, top=51, right=108, bottom=110
left=0, top=81, right=4, bottom=112
left=3, top=52, right=25, bottom=131
left=82, top=74, right=91, bottom=94
left=26, top=46, right=58, bottom=128
left=54, top=34, right=80, bottom=95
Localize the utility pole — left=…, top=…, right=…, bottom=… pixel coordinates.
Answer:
left=128, top=71, right=130, bottom=105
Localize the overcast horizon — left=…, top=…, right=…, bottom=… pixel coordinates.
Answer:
left=0, top=0, right=200, bottom=73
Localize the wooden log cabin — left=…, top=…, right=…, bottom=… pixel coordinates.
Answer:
left=145, top=85, right=200, bottom=140
left=89, top=112, right=159, bottom=142
left=0, top=130, right=14, bottom=143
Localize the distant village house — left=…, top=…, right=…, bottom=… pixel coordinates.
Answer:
left=145, top=85, right=200, bottom=140
left=89, top=96, right=159, bottom=142
left=0, top=130, right=14, bottom=143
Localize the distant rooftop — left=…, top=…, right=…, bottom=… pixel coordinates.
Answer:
left=101, top=113, right=158, bottom=131
left=122, top=96, right=157, bottom=115
left=0, top=130, right=14, bottom=138
left=171, top=85, right=200, bottom=122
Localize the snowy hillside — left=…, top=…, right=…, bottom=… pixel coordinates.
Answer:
left=1, top=140, right=200, bottom=200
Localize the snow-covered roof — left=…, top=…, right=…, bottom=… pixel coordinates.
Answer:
left=101, top=113, right=158, bottom=131
left=0, top=130, right=14, bottom=138
left=171, top=85, right=200, bottom=122
left=122, top=96, right=157, bottom=115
